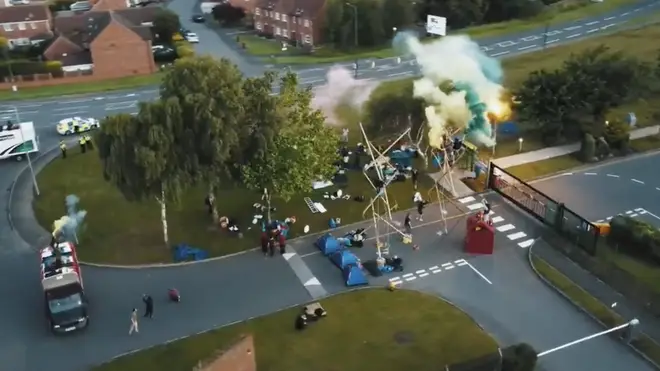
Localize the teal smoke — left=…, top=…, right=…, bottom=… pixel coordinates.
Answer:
left=453, top=81, right=493, bottom=146
left=466, top=42, right=504, bottom=84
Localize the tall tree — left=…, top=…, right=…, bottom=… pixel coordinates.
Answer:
left=212, top=3, right=246, bottom=25
left=323, top=0, right=347, bottom=47
left=356, top=0, right=385, bottom=47
left=96, top=100, right=188, bottom=246
left=160, top=56, right=245, bottom=221
left=241, top=72, right=339, bottom=203
left=381, top=0, right=416, bottom=38
left=153, top=8, right=181, bottom=42
left=365, top=81, right=425, bottom=137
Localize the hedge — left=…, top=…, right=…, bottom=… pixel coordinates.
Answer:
left=608, top=216, right=660, bottom=262
left=0, top=60, right=63, bottom=79
left=174, top=41, right=195, bottom=59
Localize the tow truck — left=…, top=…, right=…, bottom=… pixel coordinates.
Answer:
left=40, top=242, right=89, bottom=334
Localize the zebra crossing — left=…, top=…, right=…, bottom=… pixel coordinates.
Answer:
left=458, top=196, right=536, bottom=249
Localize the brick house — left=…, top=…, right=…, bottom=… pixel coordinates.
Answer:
left=253, top=0, right=327, bottom=46
left=44, top=9, right=157, bottom=76
left=0, top=4, right=53, bottom=48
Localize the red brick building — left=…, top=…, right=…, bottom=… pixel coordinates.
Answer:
left=253, top=0, right=327, bottom=46
left=45, top=8, right=158, bottom=77
left=0, top=4, right=53, bottom=48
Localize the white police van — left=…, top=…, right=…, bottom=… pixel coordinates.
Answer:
left=0, top=121, right=39, bottom=161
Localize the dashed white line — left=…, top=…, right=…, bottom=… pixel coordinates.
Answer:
left=635, top=208, right=645, bottom=212
left=632, top=179, right=644, bottom=184
left=547, top=39, right=560, bottom=44
left=508, top=231, right=527, bottom=240
left=491, top=216, right=505, bottom=223
left=567, top=33, right=581, bottom=39
left=631, top=213, right=638, bottom=217
left=497, top=224, right=515, bottom=232
left=405, top=276, right=417, bottom=281
left=415, top=270, right=426, bottom=274
left=467, top=203, right=485, bottom=210
left=586, top=21, right=600, bottom=25
left=518, top=45, right=537, bottom=51
left=640, top=210, right=648, bottom=215
left=441, top=262, right=453, bottom=267
left=403, top=273, right=414, bottom=278
left=429, top=266, right=439, bottom=271
left=431, top=269, right=442, bottom=274
left=622, top=12, right=630, bottom=16
left=656, top=187, right=660, bottom=191
left=587, top=29, right=599, bottom=33
left=606, top=216, right=613, bottom=220
left=518, top=239, right=535, bottom=248
left=419, top=273, right=429, bottom=277
left=604, top=16, right=616, bottom=20
left=607, top=174, right=619, bottom=178
left=389, top=277, right=400, bottom=282
left=584, top=172, right=597, bottom=175
left=456, top=261, right=468, bottom=266
left=458, top=196, right=476, bottom=204
left=445, top=266, right=455, bottom=270
left=626, top=210, right=633, bottom=214
left=491, top=51, right=510, bottom=57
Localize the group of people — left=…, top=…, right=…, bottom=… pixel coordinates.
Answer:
left=59, top=134, right=94, bottom=159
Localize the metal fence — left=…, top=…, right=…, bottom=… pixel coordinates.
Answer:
left=487, top=163, right=600, bottom=255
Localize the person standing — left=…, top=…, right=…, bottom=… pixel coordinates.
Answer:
left=85, top=134, right=94, bottom=150
left=128, top=308, right=139, bottom=335
left=404, top=212, right=412, bottom=236
left=416, top=199, right=427, bottom=221
left=79, top=136, right=86, bottom=154
left=59, top=140, right=67, bottom=159
left=411, top=169, right=419, bottom=190
left=142, top=294, right=154, bottom=318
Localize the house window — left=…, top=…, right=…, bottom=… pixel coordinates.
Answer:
left=282, top=29, right=288, bottom=37
left=282, top=14, right=287, bottom=22
left=30, top=22, right=37, bottom=30
left=3, top=24, right=12, bottom=31
left=18, top=23, right=26, bottom=30
left=275, top=27, right=281, bottom=35
left=255, top=8, right=260, bottom=15
left=256, top=22, right=262, bottom=30
left=303, top=34, right=311, bottom=44
left=275, top=12, right=280, bottom=20
left=303, top=19, right=309, bottom=27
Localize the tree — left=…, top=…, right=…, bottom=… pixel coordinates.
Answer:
left=153, top=8, right=181, bottom=42
left=241, top=72, right=339, bottom=203
left=96, top=100, right=189, bottom=246
left=382, top=0, right=416, bottom=38
left=323, top=0, right=347, bottom=47
left=212, top=3, right=246, bottom=25
left=365, top=81, right=425, bottom=138
left=356, top=0, right=386, bottom=47
left=160, top=56, right=245, bottom=221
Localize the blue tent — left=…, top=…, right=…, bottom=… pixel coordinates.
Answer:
left=390, top=149, right=414, bottom=168
left=343, top=264, right=368, bottom=287
left=316, top=234, right=341, bottom=255
left=330, top=250, right=359, bottom=270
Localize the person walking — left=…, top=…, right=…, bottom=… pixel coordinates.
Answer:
left=85, top=134, right=94, bottom=150
left=142, top=294, right=154, bottom=318
left=404, top=212, right=412, bottom=236
left=128, top=308, right=139, bottom=335
left=59, top=140, right=67, bottom=159
left=411, top=169, right=419, bottom=190
left=416, top=199, right=427, bottom=221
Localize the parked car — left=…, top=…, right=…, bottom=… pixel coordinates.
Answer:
left=56, top=117, right=100, bottom=135
left=191, top=15, right=205, bottom=23
left=69, top=1, right=91, bottom=11
left=185, top=32, right=199, bottom=43
left=152, top=45, right=177, bottom=62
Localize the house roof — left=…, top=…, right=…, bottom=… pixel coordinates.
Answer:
left=256, top=0, right=325, bottom=18
left=0, top=4, right=50, bottom=23
left=43, top=36, right=93, bottom=65
left=53, top=10, right=152, bottom=48
left=115, top=6, right=159, bottom=25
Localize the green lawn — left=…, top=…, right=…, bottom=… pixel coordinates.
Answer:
left=531, top=255, right=660, bottom=366
left=94, top=289, right=499, bottom=371
left=506, top=155, right=584, bottom=180
left=247, top=0, right=641, bottom=64
left=601, top=247, right=660, bottom=295
left=34, top=147, right=434, bottom=264
left=0, top=73, right=163, bottom=101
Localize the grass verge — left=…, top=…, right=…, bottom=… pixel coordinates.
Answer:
left=34, top=148, right=434, bottom=264
left=93, top=289, right=499, bottom=371
left=256, top=0, right=641, bottom=64
left=531, top=254, right=660, bottom=366
left=0, top=73, right=163, bottom=101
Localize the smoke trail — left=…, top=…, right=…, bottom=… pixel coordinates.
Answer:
left=55, top=194, right=87, bottom=242
left=312, top=66, right=379, bottom=126
left=394, top=31, right=510, bottom=148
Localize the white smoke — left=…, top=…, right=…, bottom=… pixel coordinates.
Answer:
left=53, top=194, right=87, bottom=242
left=395, top=32, right=507, bottom=149
left=312, top=66, right=379, bottom=126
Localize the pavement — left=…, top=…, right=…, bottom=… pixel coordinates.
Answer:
left=0, top=1, right=659, bottom=370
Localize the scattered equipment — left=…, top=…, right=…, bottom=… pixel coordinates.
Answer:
left=173, top=244, right=209, bottom=262
left=294, top=302, right=327, bottom=331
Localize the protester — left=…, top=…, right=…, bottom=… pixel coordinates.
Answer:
left=59, top=140, right=67, bottom=159
left=404, top=212, right=412, bottom=235
left=142, top=294, right=154, bottom=318
left=128, top=308, right=139, bottom=335
left=411, top=169, right=419, bottom=190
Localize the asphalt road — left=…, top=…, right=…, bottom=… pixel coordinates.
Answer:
left=1, top=1, right=659, bottom=370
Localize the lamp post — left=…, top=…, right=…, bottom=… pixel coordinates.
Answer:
left=2, top=105, right=39, bottom=195
left=345, top=2, right=358, bottom=78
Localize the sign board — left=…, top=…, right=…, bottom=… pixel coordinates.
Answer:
left=426, top=15, right=447, bottom=36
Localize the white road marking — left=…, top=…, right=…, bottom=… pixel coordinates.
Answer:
left=622, top=12, right=630, bottom=16
left=444, top=266, right=455, bottom=270
left=458, top=196, right=476, bottom=204
left=431, top=269, right=442, bottom=274
left=600, top=24, right=617, bottom=30
left=607, top=174, right=619, bottom=178
left=567, top=33, right=581, bottom=39
left=640, top=210, right=648, bottom=215
left=586, top=21, right=600, bottom=25
left=547, top=39, right=560, bottom=44
left=387, top=71, right=413, bottom=78
left=389, top=277, right=400, bottom=282
left=518, top=45, right=537, bottom=51
left=584, top=172, right=597, bottom=175
left=643, top=209, right=660, bottom=222
left=441, top=262, right=453, bottom=267
left=635, top=208, right=645, bottom=212
left=518, top=239, right=535, bottom=248
left=491, top=216, right=505, bottom=223
left=606, top=216, right=613, bottom=220
left=415, top=270, right=426, bottom=274
left=403, top=273, right=414, bottom=278
left=564, top=26, right=582, bottom=31
left=604, top=16, right=616, bottom=20
left=491, top=51, right=510, bottom=57
left=456, top=261, right=468, bottom=266
left=508, top=231, right=527, bottom=240
left=631, top=213, right=638, bottom=217
left=497, top=224, right=515, bottom=232
left=436, top=231, right=444, bottom=237
left=429, top=266, right=439, bottom=270
left=587, top=29, right=599, bottom=34
left=405, top=276, right=417, bottom=281
left=419, top=273, right=429, bottom=277
left=465, top=261, right=492, bottom=285
left=467, top=203, right=485, bottom=210
left=626, top=210, right=633, bottom=214
left=632, top=179, right=644, bottom=184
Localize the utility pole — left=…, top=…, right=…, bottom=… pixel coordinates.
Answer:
left=346, top=2, right=358, bottom=78
left=3, top=105, right=39, bottom=195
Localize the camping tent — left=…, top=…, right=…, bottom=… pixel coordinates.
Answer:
left=316, top=234, right=341, bottom=255
left=390, top=149, right=414, bottom=168
left=343, top=264, right=368, bottom=286
left=330, top=250, right=359, bottom=270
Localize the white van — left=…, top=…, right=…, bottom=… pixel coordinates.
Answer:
left=69, top=1, right=92, bottom=11
left=0, top=122, right=39, bottom=161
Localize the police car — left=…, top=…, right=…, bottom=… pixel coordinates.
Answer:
left=56, top=117, right=100, bottom=136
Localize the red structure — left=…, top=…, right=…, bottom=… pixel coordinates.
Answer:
left=464, top=213, right=495, bottom=255
left=261, top=228, right=286, bottom=256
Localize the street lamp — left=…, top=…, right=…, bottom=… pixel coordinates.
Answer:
left=1, top=105, right=39, bottom=195
left=345, top=2, right=358, bottom=78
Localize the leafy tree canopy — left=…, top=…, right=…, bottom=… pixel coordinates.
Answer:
left=241, top=73, right=339, bottom=201
left=212, top=3, right=246, bottom=25
left=153, top=8, right=181, bottom=42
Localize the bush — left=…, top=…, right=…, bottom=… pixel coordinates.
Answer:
left=604, top=118, right=631, bottom=151
left=174, top=42, right=195, bottom=59
left=609, top=216, right=660, bottom=261
left=0, top=60, right=61, bottom=79
left=501, top=343, right=538, bottom=371
left=579, top=133, right=596, bottom=161
left=45, top=60, right=64, bottom=77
